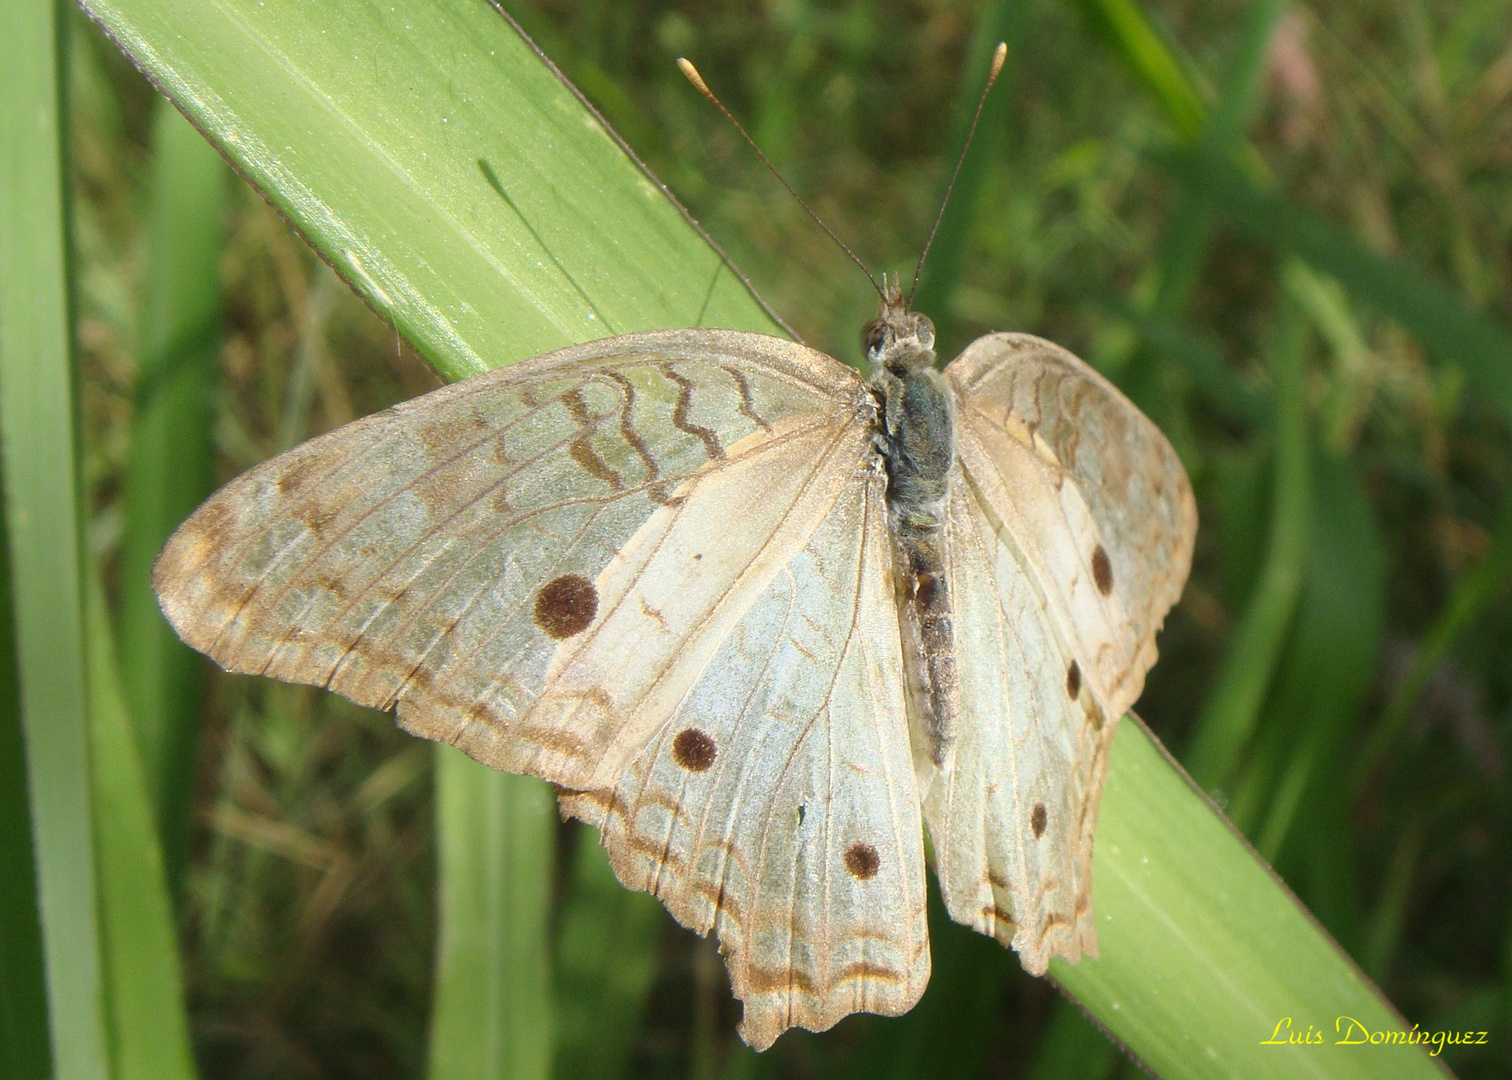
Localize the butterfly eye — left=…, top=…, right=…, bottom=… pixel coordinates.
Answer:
left=914, top=316, right=935, bottom=349
left=862, top=319, right=887, bottom=358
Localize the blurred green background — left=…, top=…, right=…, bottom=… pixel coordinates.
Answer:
left=4, top=0, right=1510, bottom=1076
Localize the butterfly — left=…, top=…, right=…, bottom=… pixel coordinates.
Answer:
left=153, top=268, right=1195, bottom=1047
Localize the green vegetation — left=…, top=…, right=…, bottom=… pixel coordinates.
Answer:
left=3, top=0, right=1508, bottom=1076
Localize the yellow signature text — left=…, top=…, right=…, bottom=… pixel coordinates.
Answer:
left=1262, top=1016, right=1491, bottom=1057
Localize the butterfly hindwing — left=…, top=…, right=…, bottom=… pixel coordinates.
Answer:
left=923, top=332, right=1196, bottom=974
left=153, top=329, right=871, bottom=792
left=560, top=464, right=929, bottom=1049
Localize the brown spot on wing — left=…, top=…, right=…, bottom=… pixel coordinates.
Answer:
left=844, top=841, right=880, bottom=880
left=294, top=502, right=340, bottom=534
left=671, top=728, right=717, bottom=772
left=1031, top=803, right=1048, bottom=839
left=277, top=457, right=314, bottom=495
left=1066, top=660, right=1081, bottom=699
left=1091, top=544, right=1114, bottom=595
left=534, top=575, right=597, bottom=639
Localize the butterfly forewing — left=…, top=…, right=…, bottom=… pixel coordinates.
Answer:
left=154, top=329, right=869, bottom=793
left=946, top=333, right=1196, bottom=714
left=560, top=465, right=929, bottom=1049
left=455, top=404, right=874, bottom=788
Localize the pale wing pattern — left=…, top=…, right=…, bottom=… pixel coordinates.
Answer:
left=945, top=332, right=1196, bottom=713
left=927, top=332, right=1195, bottom=974
left=925, top=473, right=1107, bottom=973
left=154, top=329, right=871, bottom=790
left=560, top=466, right=929, bottom=1050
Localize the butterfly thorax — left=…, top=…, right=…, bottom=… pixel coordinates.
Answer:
left=864, top=285, right=960, bottom=769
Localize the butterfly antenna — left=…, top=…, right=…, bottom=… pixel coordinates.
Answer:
left=907, top=42, right=1008, bottom=307
left=679, top=57, right=885, bottom=301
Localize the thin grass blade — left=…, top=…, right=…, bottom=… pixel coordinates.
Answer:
left=554, top=831, right=664, bottom=1080
left=0, top=467, right=50, bottom=1080
left=1162, top=151, right=1512, bottom=423
left=1068, top=0, right=1206, bottom=140
left=1350, top=497, right=1512, bottom=795
left=1186, top=291, right=1311, bottom=791
left=117, top=97, right=228, bottom=884
left=0, top=1, right=109, bottom=1075
left=909, top=0, right=1033, bottom=344
left=430, top=749, right=554, bottom=1080
left=85, top=576, right=197, bottom=1080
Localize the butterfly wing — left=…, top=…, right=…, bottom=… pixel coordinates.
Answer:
left=156, top=326, right=927, bottom=1045
left=154, top=328, right=873, bottom=791
left=928, top=332, right=1196, bottom=973
left=947, top=332, right=1196, bottom=713
left=561, top=463, right=928, bottom=1049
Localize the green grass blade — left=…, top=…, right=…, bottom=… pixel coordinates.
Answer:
left=1069, top=0, right=1206, bottom=141
left=1186, top=292, right=1311, bottom=791
left=118, top=97, right=227, bottom=883
left=0, top=468, right=50, bottom=1080
left=1056, top=718, right=1447, bottom=1080
left=1148, top=0, right=1284, bottom=312
left=554, top=832, right=664, bottom=1080
left=909, top=0, right=1033, bottom=344
left=1247, top=452, right=1385, bottom=863
left=0, top=1, right=109, bottom=1076
left=77, top=2, right=1449, bottom=1074
left=1061, top=275, right=1264, bottom=423
left=79, top=0, right=782, bottom=385
left=1163, top=150, right=1512, bottom=423
left=430, top=750, right=554, bottom=1080
left=1350, top=497, right=1512, bottom=796
left=85, top=576, right=197, bottom=1080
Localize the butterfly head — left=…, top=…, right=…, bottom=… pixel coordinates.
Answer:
left=863, top=274, right=936, bottom=375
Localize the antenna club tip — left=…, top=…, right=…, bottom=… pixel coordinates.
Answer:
left=677, top=58, right=710, bottom=95
left=990, top=42, right=1008, bottom=79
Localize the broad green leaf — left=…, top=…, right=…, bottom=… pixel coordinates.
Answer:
left=0, top=1, right=109, bottom=1076
left=80, top=0, right=781, bottom=387
left=78, top=0, right=1446, bottom=1074
left=1056, top=719, right=1445, bottom=1080
left=1024, top=1000, right=1119, bottom=1080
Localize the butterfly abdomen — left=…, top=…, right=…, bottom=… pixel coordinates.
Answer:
left=875, top=362, right=960, bottom=767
